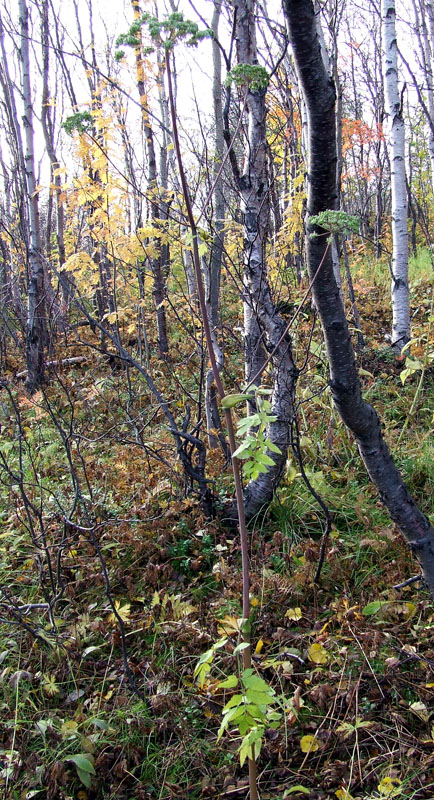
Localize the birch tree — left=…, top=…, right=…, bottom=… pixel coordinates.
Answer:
left=382, top=0, right=410, bottom=351
left=40, top=0, right=67, bottom=314
left=226, top=0, right=298, bottom=518
left=19, top=0, right=46, bottom=392
left=204, top=0, right=226, bottom=450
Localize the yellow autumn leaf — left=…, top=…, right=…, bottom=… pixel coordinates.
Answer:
left=61, top=720, right=79, bottom=739
left=255, top=638, right=264, bottom=655
left=103, top=312, right=118, bottom=325
left=402, top=602, right=417, bottom=619
left=300, top=734, right=320, bottom=754
left=217, top=615, right=241, bottom=636
left=377, top=776, right=402, bottom=796
left=335, top=790, right=354, bottom=800
left=108, top=600, right=131, bottom=624
left=285, top=607, right=302, bottom=621
left=61, top=252, right=98, bottom=275
left=308, top=642, right=328, bottom=664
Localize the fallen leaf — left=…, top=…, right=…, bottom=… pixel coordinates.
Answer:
left=285, top=607, right=302, bottom=621
left=308, top=643, right=328, bottom=664
left=300, top=734, right=320, bottom=753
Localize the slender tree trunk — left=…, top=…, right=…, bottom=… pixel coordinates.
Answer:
left=205, top=0, right=227, bottom=449
left=284, top=0, right=434, bottom=596
left=40, top=0, right=69, bottom=325
left=382, top=0, right=410, bottom=351
left=19, top=0, right=46, bottom=393
left=228, top=0, right=297, bottom=518
left=234, top=0, right=267, bottom=389
left=411, top=0, right=434, bottom=199
left=131, top=0, right=169, bottom=358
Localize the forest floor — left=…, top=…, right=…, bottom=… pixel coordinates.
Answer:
left=1, top=266, right=434, bottom=800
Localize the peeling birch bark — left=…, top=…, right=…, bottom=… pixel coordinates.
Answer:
left=382, top=0, right=411, bottom=351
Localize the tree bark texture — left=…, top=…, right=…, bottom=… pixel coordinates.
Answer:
left=40, top=0, right=69, bottom=326
left=205, top=0, right=227, bottom=450
left=19, top=0, right=46, bottom=393
left=284, top=0, right=434, bottom=595
left=382, top=0, right=410, bottom=351
left=231, top=0, right=298, bottom=518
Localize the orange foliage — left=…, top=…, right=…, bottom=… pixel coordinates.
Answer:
left=342, top=117, right=384, bottom=155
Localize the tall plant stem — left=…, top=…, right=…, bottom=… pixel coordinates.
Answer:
left=165, top=51, right=257, bottom=800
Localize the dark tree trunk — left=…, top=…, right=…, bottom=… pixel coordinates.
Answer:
left=284, top=0, right=434, bottom=595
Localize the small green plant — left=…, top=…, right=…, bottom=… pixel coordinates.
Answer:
left=399, top=331, right=434, bottom=390
left=194, top=640, right=283, bottom=767
left=116, top=11, right=212, bottom=57
left=222, top=386, right=281, bottom=481
left=62, top=111, right=93, bottom=135
left=309, top=210, right=360, bottom=241
left=226, top=64, right=270, bottom=92
left=66, top=753, right=96, bottom=789
left=398, top=298, right=434, bottom=440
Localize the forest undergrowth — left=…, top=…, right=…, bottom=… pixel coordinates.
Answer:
left=1, top=261, right=434, bottom=800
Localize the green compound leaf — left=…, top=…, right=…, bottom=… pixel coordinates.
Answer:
left=226, top=63, right=270, bottom=91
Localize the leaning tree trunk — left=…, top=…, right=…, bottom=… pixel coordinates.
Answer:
left=284, top=0, right=434, bottom=595
left=19, top=0, right=46, bottom=393
left=228, top=0, right=298, bottom=519
left=382, top=0, right=410, bottom=352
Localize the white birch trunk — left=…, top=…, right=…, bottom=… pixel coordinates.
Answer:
left=382, top=0, right=411, bottom=351
left=231, top=0, right=297, bottom=517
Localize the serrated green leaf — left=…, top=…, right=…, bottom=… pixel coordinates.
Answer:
left=223, top=693, right=243, bottom=712
left=218, top=674, right=238, bottom=689
left=217, top=704, right=246, bottom=739
left=232, top=440, right=254, bottom=459
left=255, top=452, right=276, bottom=466
left=242, top=672, right=273, bottom=693
left=265, top=440, right=282, bottom=454
left=243, top=688, right=275, bottom=708
left=237, top=415, right=260, bottom=433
